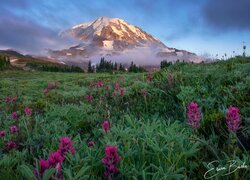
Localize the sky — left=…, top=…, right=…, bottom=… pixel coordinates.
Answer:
left=0, top=0, right=250, bottom=58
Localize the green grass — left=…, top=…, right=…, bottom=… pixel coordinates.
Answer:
left=0, top=57, right=250, bottom=179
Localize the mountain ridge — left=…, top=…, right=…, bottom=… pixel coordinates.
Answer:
left=50, top=17, right=202, bottom=65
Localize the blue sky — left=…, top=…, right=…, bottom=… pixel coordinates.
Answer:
left=0, top=0, right=249, bottom=57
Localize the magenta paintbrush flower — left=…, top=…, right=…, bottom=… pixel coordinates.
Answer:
left=12, top=112, right=18, bottom=120
left=88, top=141, right=94, bottom=147
left=0, top=130, right=6, bottom=137
left=120, top=89, right=125, bottom=96
left=102, top=120, right=110, bottom=133
left=115, top=81, right=120, bottom=90
left=48, top=151, right=64, bottom=166
left=187, top=101, right=201, bottom=129
left=225, top=106, right=241, bottom=133
left=24, top=107, right=32, bottom=116
left=6, top=96, right=11, bottom=103
left=102, top=145, right=121, bottom=178
left=7, top=141, right=17, bottom=150
left=10, top=125, right=18, bottom=133
left=34, top=159, right=50, bottom=177
left=59, top=136, right=75, bottom=155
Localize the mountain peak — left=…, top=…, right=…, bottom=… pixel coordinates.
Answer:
left=53, top=17, right=202, bottom=65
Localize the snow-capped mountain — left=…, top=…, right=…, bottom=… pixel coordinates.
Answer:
left=50, top=17, right=202, bottom=65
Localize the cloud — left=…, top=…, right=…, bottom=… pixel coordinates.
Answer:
left=0, top=10, right=77, bottom=54
left=203, top=0, right=250, bottom=30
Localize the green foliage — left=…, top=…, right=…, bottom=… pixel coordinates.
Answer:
left=0, top=56, right=249, bottom=179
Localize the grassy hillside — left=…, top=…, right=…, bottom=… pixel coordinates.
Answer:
left=0, top=56, right=249, bottom=179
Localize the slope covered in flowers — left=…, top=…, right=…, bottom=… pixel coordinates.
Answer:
left=0, top=57, right=249, bottom=179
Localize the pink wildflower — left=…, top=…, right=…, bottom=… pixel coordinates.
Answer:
left=187, top=101, right=201, bottom=129
left=24, top=107, right=32, bottom=116
left=12, top=97, right=17, bottom=102
left=120, top=89, right=125, bottom=96
left=59, top=136, right=75, bottom=155
left=10, top=125, right=18, bottom=133
left=88, top=141, right=94, bottom=147
left=0, top=130, right=6, bottom=137
left=7, top=141, right=17, bottom=150
left=47, top=82, right=53, bottom=90
left=48, top=151, right=64, bottom=166
left=105, top=85, right=109, bottom=91
left=115, top=82, right=120, bottom=90
left=6, top=96, right=11, bottom=103
left=102, top=120, right=110, bottom=133
left=113, top=91, right=117, bottom=97
left=12, top=112, right=18, bottom=120
left=226, top=106, right=241, bottom=133
left=102, top=146, right=121, bottom=178
left=35, top=159, right=50, bottom=177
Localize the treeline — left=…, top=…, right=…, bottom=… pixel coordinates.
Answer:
left=88, top=57, right=146, bottom=73
left=26, top=62, right=83, bottom=73
left=0, top=55, right=11, bottom=70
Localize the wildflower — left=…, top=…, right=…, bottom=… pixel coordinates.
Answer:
left=226, top=106, right=241, bottom=133
left=105, top=85, right=109, bottom=91
left=7, top=141, right=17, bottom=150
left=10, top=125, right=18, bottom=133
left=120, top=89, right=125, bottom=96
left=102, top=145, right=121, bottom=178
left=34, top=159, right=50, bottom=177
left=48, top=151, right=64, bottom=166
left=12, top=97, right=17, bottom=102
left=6, top=96, right=11, bottom=103
left=115, top=82, right=120, bottom=90
left=113, top=91, right=117, bottom=97
left=54, top=80, right=58, bottom=89
left=0, top=130, right=6, bottom=137
left=102, top=120, right=110, bottom=133
left=47, top=82, right=53, bottom=90
left=12, top=112, right=18, bottom=120
left=88, top=141, right=94, bottom=147
left=86, top=95, right=93, bottom=102
left=59, top=136, right=75, bottom=155
left=187, top=101, right=201, bottom=129
left=141, top=90, right=148, bottom=97
left=24, top=107, right=32, bottom=116
left=98, top=80, right=104, bottom=87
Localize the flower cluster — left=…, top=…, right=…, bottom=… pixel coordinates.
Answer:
left=6, top=96, right=17, bottom=104
left=24, top=107, right=32, bottom=116
left=102, top=146, right=121, bottom=179
left=102, top=120, right=110, bottom=133
left=44, top=80, right=58, bottom=95
left=34, top=136, right=74, bottom=178
left=7, top=141, right=17, bottom=150
left=10, top=125, right=18, bottom=134
left=86, top=95, right=93, bottom=102
left=187, top=101, right=201, bottom=129
left=113, top=81, right=125, bottom=97
left=95, top=80, right=104, bottom=88
left=12, top=112, right=18, bottom=120
left=225, top=106, right=241, bottom=133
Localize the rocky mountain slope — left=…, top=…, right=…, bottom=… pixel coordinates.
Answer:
left=49, top=17, right=202, bottom=65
